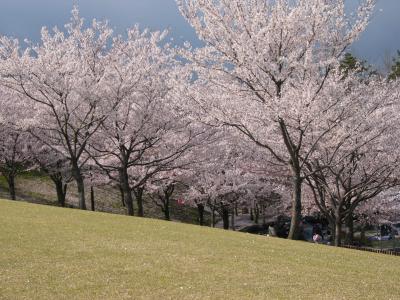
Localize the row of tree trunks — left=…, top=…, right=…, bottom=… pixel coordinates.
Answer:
left=7, top=171, right=73, bottom=209
left=3, top=168, right=356, bottom=246
left=1, top=172, right=356, bottom=245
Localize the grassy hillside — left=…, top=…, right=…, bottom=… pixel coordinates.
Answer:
left=1, top=200, right=399, bottom=299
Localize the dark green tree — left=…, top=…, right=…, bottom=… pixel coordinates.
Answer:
left=388, top=51, right=400, bottom=81
left=340, top=53, right=376, bottom=79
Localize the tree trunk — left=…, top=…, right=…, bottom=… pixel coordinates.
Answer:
left=165, top=195, right=171, bottom=221
left=54, top=179, right=66, bottom=207
left=125, top=191, right=134, bottom=216
left=90, top=186, right=95, bottom=211
left=7, top=175, right=16, bottom=200
left=254, top=204, right=259, bottom=224
left=262, top=205, right=266, bottom=225
left=63, top=184, right=68, bottom=202
left=71, top=162, right=86, bottom=210
left=360, top=224, right=366, bottom=245
left=279, top=118, right=303, bottom=240
left=134, top=187, right=145, bottom=217
left=328, top=219, right=335, bottom=244
left=250, top=207, right=254, bottom=221
left=4, top=174, right=15, bottom=201
left=345, top=214, right=354, bottom=245
left=75, top=174, right=86, bottom=210
left=231, top=209, right=235, bottom=231
left=162, top=185, right=174, bottom=221
left=222, top=206, right=229, bottom=230
left=235, top=202, right=238, bottom=216
left=334, top=219, right=342, bottom=247
left=211, top=206, right=216, bottom=227
left=119, top=184, right=125, bottom=207
left=197, top=203, right=205, bottom=226
left=288, top=173, right=302, bottom=240
left=121, top=169, right=134, bottom=216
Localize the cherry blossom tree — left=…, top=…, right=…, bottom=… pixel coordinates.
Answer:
left=0, top=8, right=114, bottom=210
left=185, top=168, right=219, bottom=227
left=0, top=89, right=34, bottom=200
left=304, top=78, right=400, bottom=246
left=81, top=24, right=213, bottom=216
left=146, top=170, right=187, bottom=221
left=91, top=112, right=210, bottom=217
left=28, top=139, right=72, bottom=207
left=243, top=178, right=286, bottom=226
left=356, top=190, right=400, bottom=235
left=0, top=128, right=31, bottom=200
left=177, top=0, right=375, bottom=239
left=86, top=26, right=175, bottom=215
left=184, top=135, right=261, bottom=230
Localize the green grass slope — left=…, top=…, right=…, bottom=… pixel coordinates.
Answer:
left=1, top=200, right=399, bottom=300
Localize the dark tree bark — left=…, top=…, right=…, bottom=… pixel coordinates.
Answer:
left=288, top=169, right=303, bottom=240
left=208, top=199, right=217, bottom=227
left=262, top=204, right=266, bottom=225
left=125, top=192, right=134, bottom=216
left=360, top=224, right=366, bottom=245
left=328, top=219, right=335, bottom=244
left=231, top=208, right=235, bottom=231
left=254, top=204, right=259, bottom=224
left=278, top=118, right=303, bottom=240
left=71, top=160, right=86, bottom=210
left=63, top=183, right=68, bottom=204
left=75, top=174, right=86, bottom=210
left=119, top=184, right=125, bottom=207
left=211, top=205, right=216, bottom=227
left=197, top=203, right=205, bottom=226
left=6, top=174, right=16, bottom=200
left=345, top=214, right=354, bottom=244
left=53, top=178, right=67, bottom=207
left=164, top=197, right=170, bottom=221
left=222, top=205, right=230, bottom=230
left=90, top=186, right=95, bottom=211
left=133, top=187, right=145, bottom=217
left=335, top=218, right=342, bottom=247
left=120, top=168, right=134, bottom=216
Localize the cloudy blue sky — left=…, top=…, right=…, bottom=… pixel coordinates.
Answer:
left=0, top=0, right=399, bottom=66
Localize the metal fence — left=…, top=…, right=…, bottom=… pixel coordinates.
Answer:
left=341, top=245, right=400, bottom=256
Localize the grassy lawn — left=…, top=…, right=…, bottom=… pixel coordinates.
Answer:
left=1, top=200, right=399, bottom=299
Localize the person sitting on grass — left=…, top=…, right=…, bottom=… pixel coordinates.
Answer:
left=313, top=233, right=323, bottom=244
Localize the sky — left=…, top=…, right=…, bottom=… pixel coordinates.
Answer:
left=0, top=0, right=399, bottom=66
